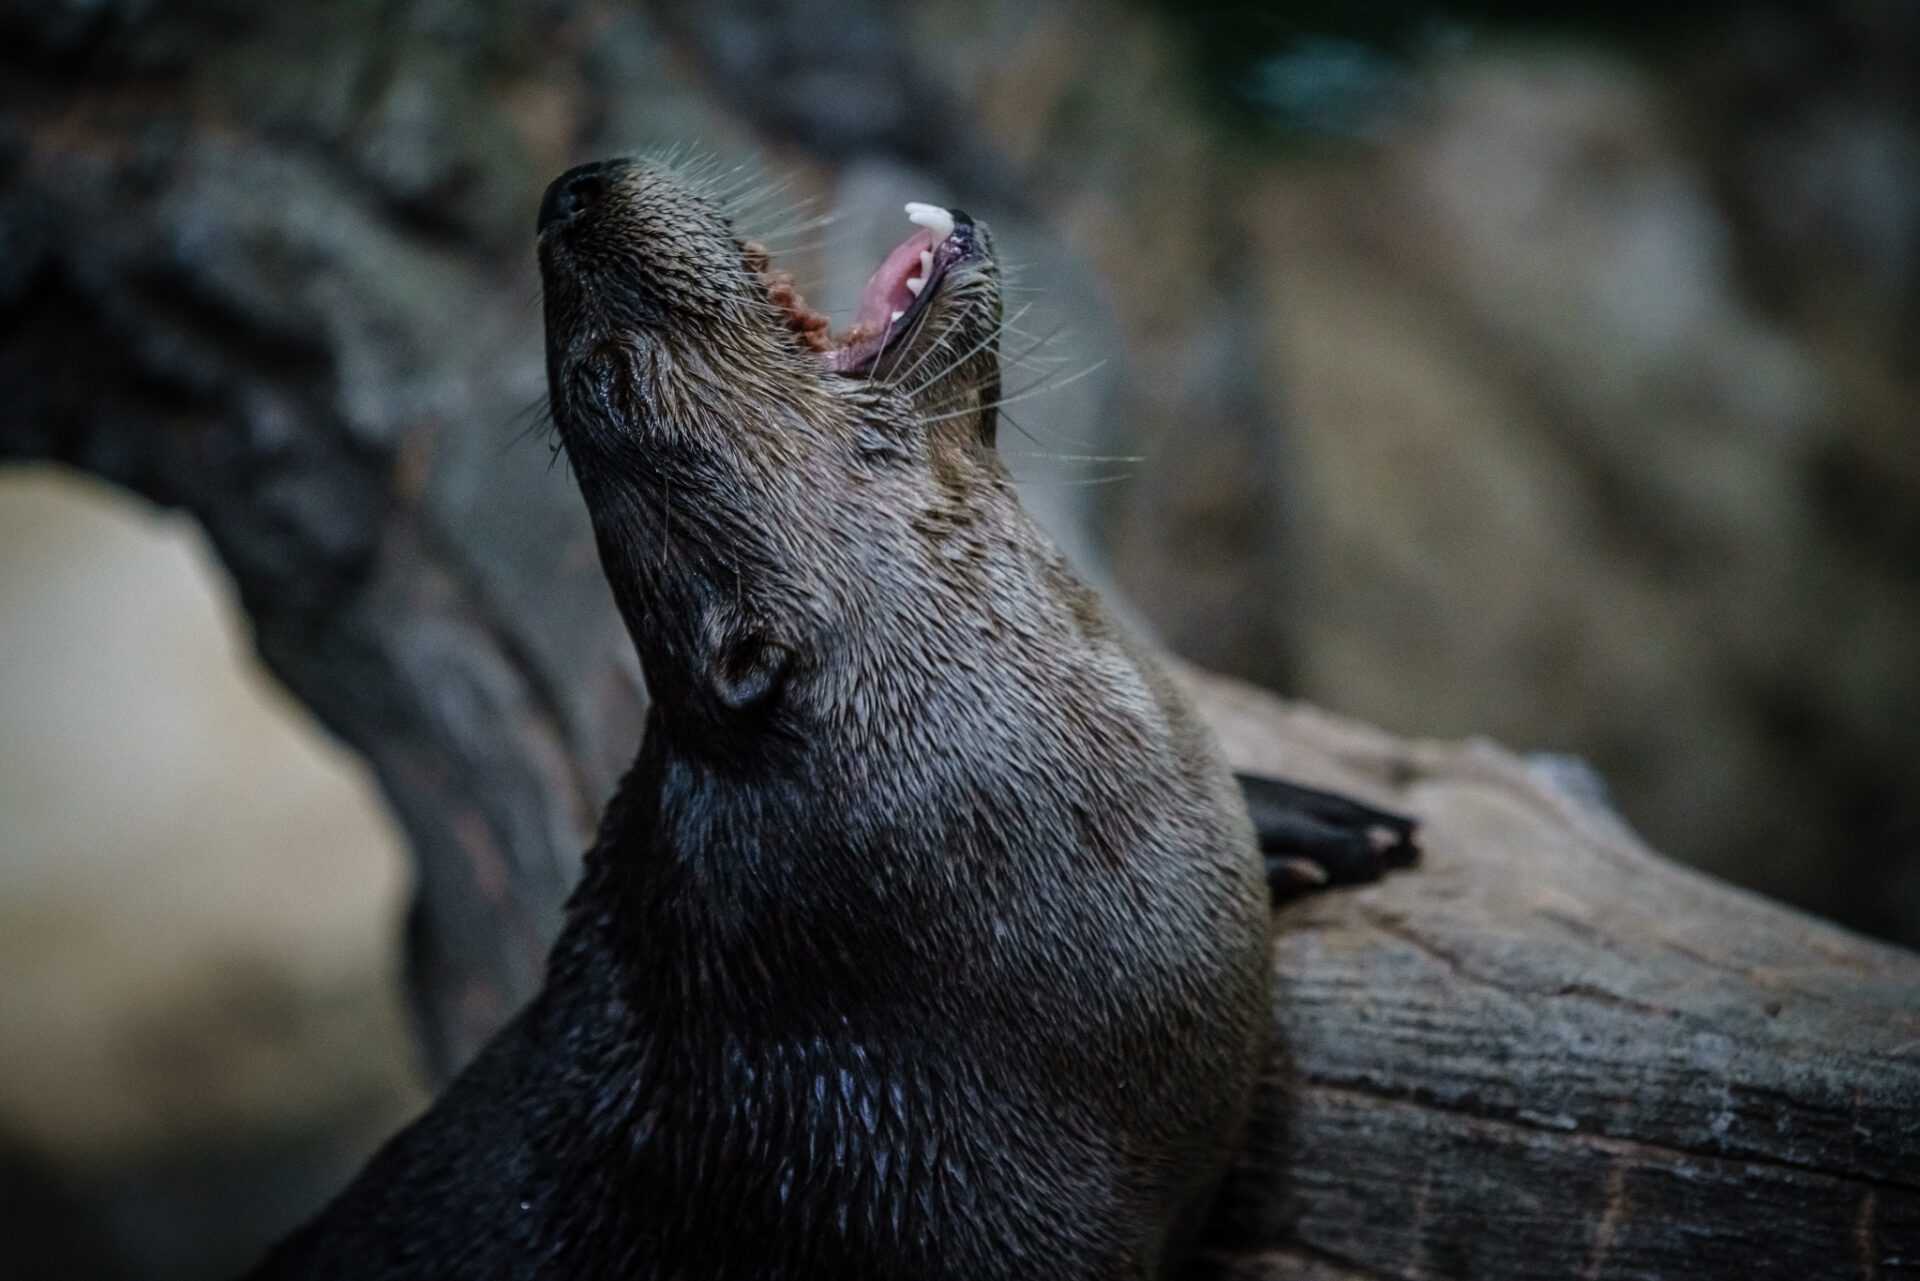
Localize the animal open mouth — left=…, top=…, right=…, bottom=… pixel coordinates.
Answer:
left=758, top=203, right=977, bottom=377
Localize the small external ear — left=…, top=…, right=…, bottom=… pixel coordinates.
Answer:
left=710, top=632, right=793, bottom=712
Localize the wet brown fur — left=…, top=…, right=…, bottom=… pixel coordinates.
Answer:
left=242, top=157, right=1272, bottom=1281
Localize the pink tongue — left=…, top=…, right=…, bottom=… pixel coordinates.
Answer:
left=850, top=228, right=936, bottom=334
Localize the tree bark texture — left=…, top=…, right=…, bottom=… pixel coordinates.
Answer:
left=1182, top=671, right=1920, bottom=1280
left=2, top=3, right=1915, bottom=1277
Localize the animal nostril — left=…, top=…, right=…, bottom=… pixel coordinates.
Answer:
left=538, top=161, right=610, bottom=234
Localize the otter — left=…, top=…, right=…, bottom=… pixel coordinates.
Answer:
left=241, top=156, right=1414, bottom=1280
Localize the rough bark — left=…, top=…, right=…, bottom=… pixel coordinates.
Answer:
left=1180, top=671, right=1920, bottom=1279
left=2, top=3, right=1916, bottom=1277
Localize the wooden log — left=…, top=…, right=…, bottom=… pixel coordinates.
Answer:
left=1182, top=669, right=1920, bottom=1280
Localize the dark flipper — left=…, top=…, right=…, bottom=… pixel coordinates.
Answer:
left=1235, top=773, right=1420, bottom=903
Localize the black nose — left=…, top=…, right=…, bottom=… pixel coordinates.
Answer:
left=538, top=161, right=609, bottom=234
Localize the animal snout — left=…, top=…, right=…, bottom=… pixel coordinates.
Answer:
left=539, top=160, right=611, bottom=234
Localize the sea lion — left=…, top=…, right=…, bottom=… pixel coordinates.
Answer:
left=241, top=156, right=1414, bottom=1280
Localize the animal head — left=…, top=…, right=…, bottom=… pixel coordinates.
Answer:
left=537, top=157, right=1104, bottom=762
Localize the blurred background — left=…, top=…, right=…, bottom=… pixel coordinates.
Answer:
left=1, top=0, right=1916, bottom=1275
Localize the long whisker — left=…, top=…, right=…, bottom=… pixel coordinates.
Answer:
left=998, top=326, right=1071, bottom=351
left=747, top=210, right=840, bottom=238
left=914, top=360, right=1109, bottom=424
left=741, top=219, right=842, bottom=251
left=1000, top=409, right=1140, bottom=486
left=893, top=300, right=1035, bottom=396
left=747, top=237, right=837, bottom=259
left=1000, top=452, right=1145, bottom=463
left=996, top=326, right=1072, bottom=373
left=502, top=394, right=555, bottom=455
left=905, top=312, right=1061, bottom=403
left=975, top=345, right=1114, bottom=452
left=1004, top=405, right=1049, bottom=448
left=1015, top=470, right=1138, bottom=487
left=872, top=291, right=945, bottom=388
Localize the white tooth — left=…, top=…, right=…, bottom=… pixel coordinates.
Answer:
left=905, top=202, right=955, bottom=243
left=904, top=276, right=925, bottom=295
left=919, top=249, right=933, bottom=275
left=890, top=309, right=904, bottom=322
